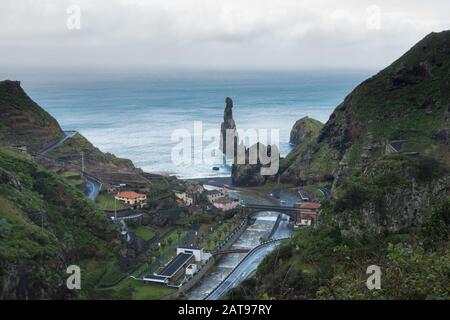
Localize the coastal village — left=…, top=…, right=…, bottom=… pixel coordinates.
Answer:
left=6, top=126, right=327, bottom=296
left=98, top=173, right=321, bottom=291
left=0, top=80, right=325, bottom=299
left=1, top=27, right=449, bottom=301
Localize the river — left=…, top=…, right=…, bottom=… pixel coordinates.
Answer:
left=187, top=211, right=292, bottom=300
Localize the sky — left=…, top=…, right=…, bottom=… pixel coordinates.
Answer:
left=1, top=0, right=449, bottom=71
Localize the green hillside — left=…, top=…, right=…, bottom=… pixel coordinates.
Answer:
left=231, top=31, right=450, bottom=300
left=0, top=147, right=121, bottom=299
left=0, top=81, right=64, bottom=152
left=47, top=132, right=135, bottom=172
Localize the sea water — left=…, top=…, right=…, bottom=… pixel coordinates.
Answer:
left=1, top=69, right=371, bottom=178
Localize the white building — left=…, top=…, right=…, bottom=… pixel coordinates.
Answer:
left=177, top=247, right=211, bottom=262
left=213, top=197, right=240, bottom=211
left=185, top=264, right=198, bottom=276
left=175, top=192, right=193, bottom=206
left=206, top=190, right=225, bottom=203
left=115, top=191, right=147, bottom=206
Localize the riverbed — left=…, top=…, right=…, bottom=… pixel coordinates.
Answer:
left=186, top=211, right=292, bottom=300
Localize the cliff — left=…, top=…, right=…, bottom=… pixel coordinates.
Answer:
left=279, top=31, right=450, bottom=234
left=228, top=31, right=450, bottom=300
left=281, top=31, right=450, bottom=188
left=0, top=80, right=136, bottom=174
left=0, top=81, right=64, bottom=152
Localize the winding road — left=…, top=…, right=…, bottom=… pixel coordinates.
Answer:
left=36, top=130, right=101, bottom=201
left=85, top=177, right=101, bottom=201
left=39, top=130, right=77, bottom=156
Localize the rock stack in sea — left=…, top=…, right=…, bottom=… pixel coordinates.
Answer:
left=220, top=97, right=239, bottom=160
left=219, top=97, right=279, bottom=187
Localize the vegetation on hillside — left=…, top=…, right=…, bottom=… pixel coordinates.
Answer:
left=0, top=81, right=63, bottom=152
left=231, top=31, right=450, bottom=300
left=0, top=147, right=121, bottom=299
left=47, top=133, right=134, bottom=171
left=280, top=31, right=450, bottom=186
left=229, top=197, right=449, bottom=300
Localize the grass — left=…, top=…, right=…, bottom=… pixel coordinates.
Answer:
left=132, top=282, right=175, bottom=300
left=151, top=179, right=170, bottom=189
left=60, top=170, right=84, bottom=187
left=165, top=229, right=187, bottom=245
left=134, top=226, right=156, bottom=241
left=93, top=263, right=176, bottom=300
left=302, top=185, right=326, bottom=199
left=47, top=133, right=134, bottom=170
left=96, top=191, right=126, bottom=211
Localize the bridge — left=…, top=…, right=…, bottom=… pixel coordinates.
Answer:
left=242, top=204, right=306, bottom=222
left=110, top=213, right=144, bottom=222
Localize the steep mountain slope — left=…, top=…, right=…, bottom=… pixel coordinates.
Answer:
left=229, top=31, right=450, bottom=300
left=46, top=132, right=135, bottom=173
left=280, top=31, right=450, bottom=234
left=281, top=31, right=450, bottom=186
left=0, top=81, right=144, bottom=299
left=0, top=81, right=64, bottom=152
left=0, top=80, right=135, bottom=173
left=0, top=147, right=122, bottom=299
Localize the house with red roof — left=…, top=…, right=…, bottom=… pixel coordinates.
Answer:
left=295, top=202, right=320, bottom=227
left=115, top=191, right=147, bottom=207
left=296, top=201, right=321, bottom=211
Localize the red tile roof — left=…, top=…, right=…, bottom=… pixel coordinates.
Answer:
left=117, top=191, right=146, bottom=199
left=214, top=197, right=232, bottom=204
left=297, top=202, right=321, bottom=210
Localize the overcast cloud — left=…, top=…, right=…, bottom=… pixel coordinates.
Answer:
left=1, top=0, right=449, bottom=70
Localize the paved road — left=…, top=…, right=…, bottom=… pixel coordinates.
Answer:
left=85, top=177, right=101, bottom=201
left=40, top=130, right=77, bottom=155
left=205, top=215, right=292, bottom=300
left=319, top=187, right=331, bottom=199
left=244, top=204, right=303, bottom=212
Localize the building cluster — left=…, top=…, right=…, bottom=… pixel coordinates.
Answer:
left=175, top=184, right=241, bottom=214
left=174, top=183, right=205, bottom=207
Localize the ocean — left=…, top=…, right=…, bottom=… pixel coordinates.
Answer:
left=1, top=69, right=372, bottom=179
